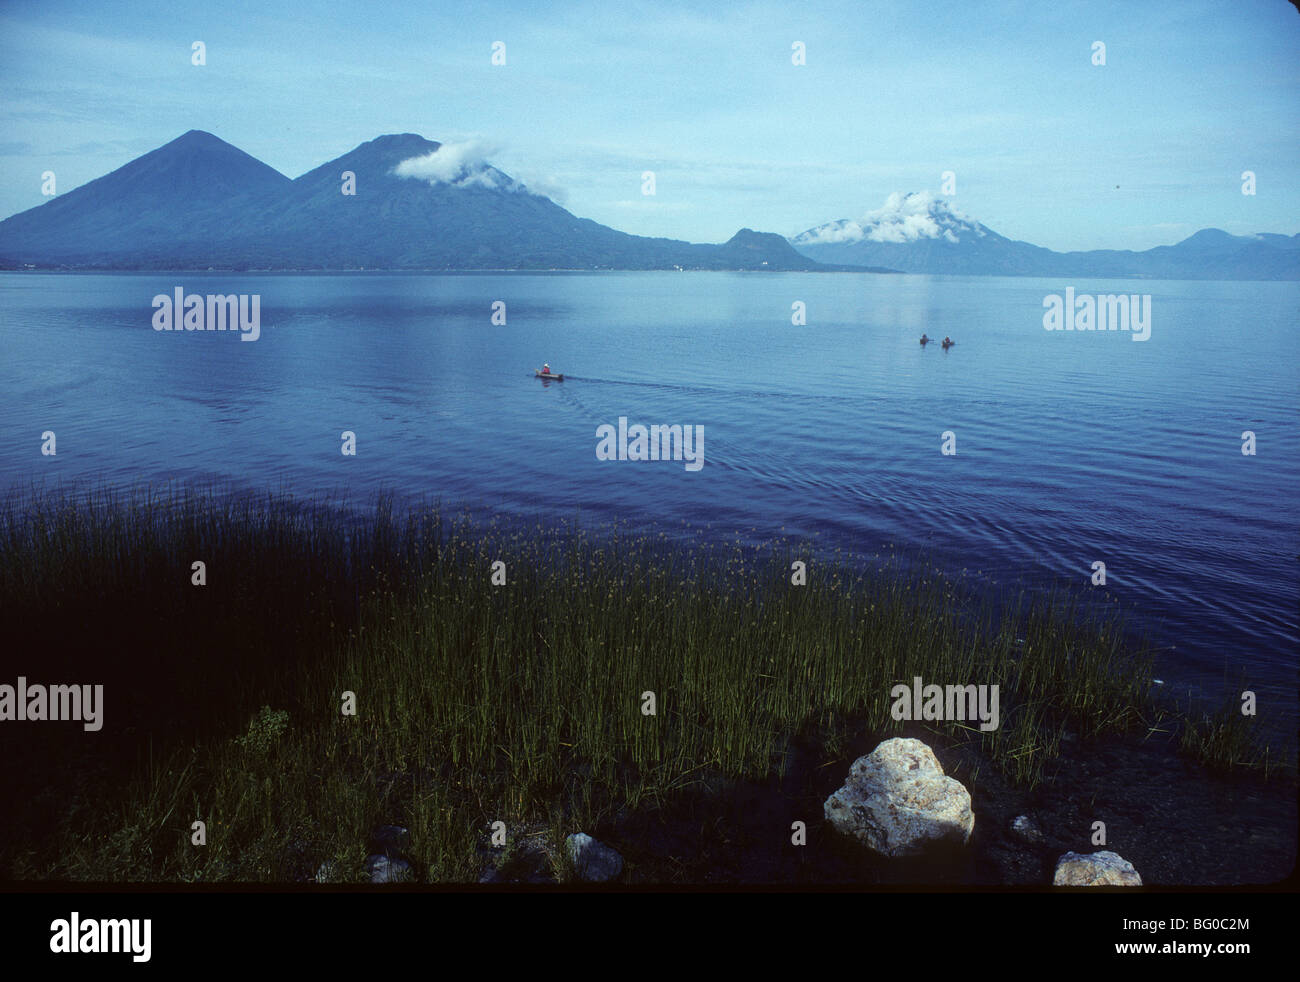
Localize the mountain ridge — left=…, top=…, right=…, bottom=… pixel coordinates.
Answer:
left=1, top=134, right=1294, bottom=278
left=0, top=131, right=894, bottom=273
left=790, top=191, right=1299, bottom=280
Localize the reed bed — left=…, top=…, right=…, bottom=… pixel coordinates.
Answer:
left=0, top=483, right=1284, bottom=882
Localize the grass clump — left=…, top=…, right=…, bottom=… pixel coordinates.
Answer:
left=234, top=707, right=291, bottom=759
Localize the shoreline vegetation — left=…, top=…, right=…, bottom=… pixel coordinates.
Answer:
left=1, top=484, right=1291, bottom=884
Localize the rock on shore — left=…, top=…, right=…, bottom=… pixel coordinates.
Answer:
left=366, top=854, right=414, bottom=883
left=565, top=833, right=624, bottom=882
left=824, top=737, right=974, bottom=857
left=1053, top=850, right=1143, bottom=886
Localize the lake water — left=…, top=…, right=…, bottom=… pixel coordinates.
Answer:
left=2, top=271, right=1297, bottom=728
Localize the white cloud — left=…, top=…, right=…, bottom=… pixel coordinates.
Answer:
left=393, top=140, right=523, bottom=192
left=796, top=190, right=983, bottom=245
left=511, top=171, right=569, bottom=204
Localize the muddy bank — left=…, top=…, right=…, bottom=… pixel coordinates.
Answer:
left=523, top=724, right=1298, bottom=887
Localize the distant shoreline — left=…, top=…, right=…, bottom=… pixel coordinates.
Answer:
left=0, top=264, right=902, bottom=274
left=8, top=265, right=1300, bottom=281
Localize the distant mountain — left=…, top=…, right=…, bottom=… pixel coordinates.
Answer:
left=0, top=131, right=291, bottom=265
left=248, top=132, right=687, bottom=269
left=7, top=136, right=1290, bottom=278
left=698, top=228, right=866, bottom=271
left=790, top=191, right=1300, bottom=280
left=0, top=132, right=890, bottom=272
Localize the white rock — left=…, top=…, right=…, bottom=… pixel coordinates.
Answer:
left=314, top=861, right=342, bottom=883
left=565, top=833, right=623, bottom=882
left=1011, top=814, right=1045, bottom=844
left=823, top=737, right=974, bottom=857
left=366, top=854, right=413, bottom=884
left=1053, top=850, right=1142, bottom=886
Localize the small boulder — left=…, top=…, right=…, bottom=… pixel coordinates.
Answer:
left=314, top=861, right=343, bottom=884
left=1053, top=850, right=1142, bottom=886
left=366, top=854, right=413, bottom=884
left=823, top=737, right=974, bottom=857
left=1011, top=814, right=1045, bottom=845
left=565, top=833, right=624, bottom=882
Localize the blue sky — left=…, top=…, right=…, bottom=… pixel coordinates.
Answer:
left=1, top=0, right=1297, bottom=250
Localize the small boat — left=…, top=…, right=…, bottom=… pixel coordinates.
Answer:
left=919, top=336, right=930, bottom=345
left=535, top=369, right=564, bottom=381
left=941, top=340, right=954, bottom=349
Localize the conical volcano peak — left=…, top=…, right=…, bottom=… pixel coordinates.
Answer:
left=174, top=129, right=224, bottom=144
left=363, top=133, right=442, bottom=153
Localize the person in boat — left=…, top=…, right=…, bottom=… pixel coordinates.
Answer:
left=942, top=336, right=952, bottom=345
left=542, top=363, right=551, bottom=375
left=920, top=334, right=929, bottom=344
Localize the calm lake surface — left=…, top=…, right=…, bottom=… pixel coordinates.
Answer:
left=2, top=271, right=1297, bottom=727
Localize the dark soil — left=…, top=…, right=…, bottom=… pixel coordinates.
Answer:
left=482, top=723, right=1297, bottom=887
